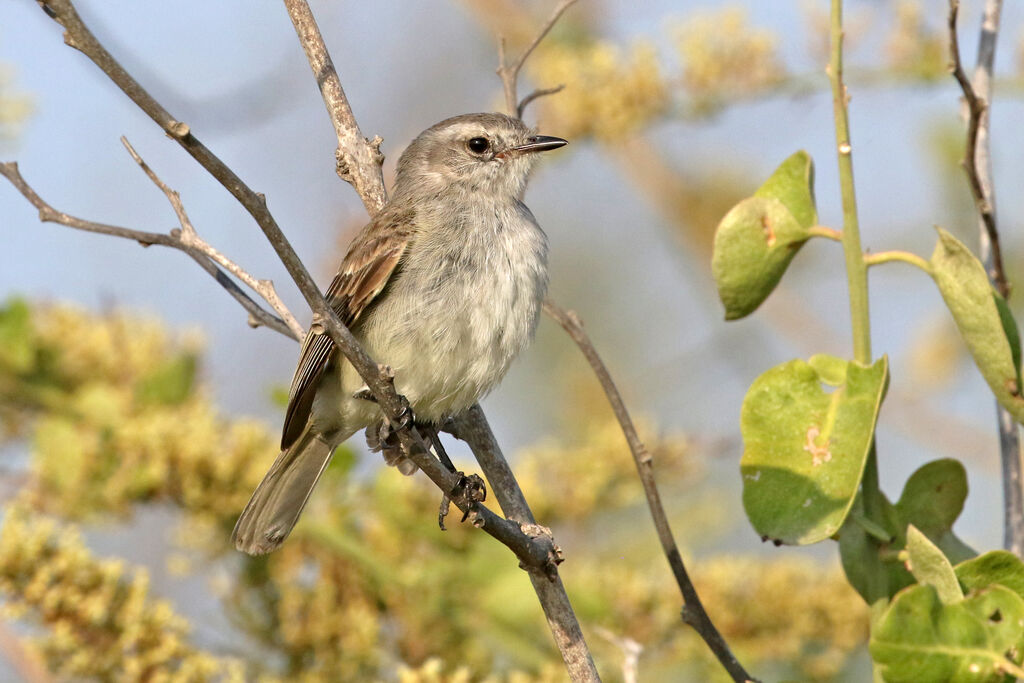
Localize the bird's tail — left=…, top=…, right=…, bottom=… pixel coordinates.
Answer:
left=232, top=427, right=340, bottom=555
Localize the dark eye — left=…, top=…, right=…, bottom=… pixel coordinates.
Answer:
left=467, top=137, right=490, bottom=154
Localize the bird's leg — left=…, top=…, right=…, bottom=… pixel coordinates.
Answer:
left=424, top=425, right=456, bottom=472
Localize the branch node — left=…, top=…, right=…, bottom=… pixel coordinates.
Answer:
left=167, top=120, right=190, bottom=139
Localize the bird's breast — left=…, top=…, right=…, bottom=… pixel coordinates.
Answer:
left=358, top=200, right=549, bottom=422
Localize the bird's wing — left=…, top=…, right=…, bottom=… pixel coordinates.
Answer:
left=280, top=208, right=416, bottom=448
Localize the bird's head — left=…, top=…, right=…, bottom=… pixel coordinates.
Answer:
left=394, top=112, right=567, bottom=200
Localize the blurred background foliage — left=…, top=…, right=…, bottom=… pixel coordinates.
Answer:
left=0, top=300, right=866, bottom=680
left=2, top=0, right=1024, bottom=680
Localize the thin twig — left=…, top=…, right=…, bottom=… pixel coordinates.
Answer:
left=281, top=0, right=387, bottom=215
left=947, top=0, right=1008, bottom=299
left=541, top=301, right=757, bottom=683
left=517, top=84, right=566, bottom=119
left=120, top=137, right=305, bottom=341
left=0, top=161, right=297, bottom=340
left=33, top=0, right=564, bottom=577
left=949, top=0, right=1023, bottom=556
left=496, top=0, right=578, bottom=116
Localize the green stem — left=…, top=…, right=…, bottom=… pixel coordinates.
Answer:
left=830, top=0, right=885, bottom=525
left=829, top=0, right=871, bottom=365
left=809, top=225, right=843, bottom=241
left=863, top=250, right=933, bottom=273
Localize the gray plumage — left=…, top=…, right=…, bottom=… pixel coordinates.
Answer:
left=233, top=113, right=566, bottom=555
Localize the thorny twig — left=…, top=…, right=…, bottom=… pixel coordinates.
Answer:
left=948, top=0, right=1023, bottom=556
left=542, top=301, right=758, bottom=683
left=496, top=0, right=579, bottom=118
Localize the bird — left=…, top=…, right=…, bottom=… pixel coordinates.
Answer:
left=232, top=112, right=567, bottom=555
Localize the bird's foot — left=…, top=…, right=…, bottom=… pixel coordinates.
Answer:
left=438, top=473, right=487, bottom=530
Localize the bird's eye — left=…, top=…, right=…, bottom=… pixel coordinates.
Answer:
left=467, top=137, right=490, bottom=154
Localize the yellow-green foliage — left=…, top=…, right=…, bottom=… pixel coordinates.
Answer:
left=0, top=299, right=869, bottom=680
left=672, top=7, right=784, bottom=108
left=885, top=0, right=947, bottom=80
left=0, top=506, right=243, bottom=681
left=528, top=39, right=667, bottom=141
left=0, top=300, right=275, bottom=527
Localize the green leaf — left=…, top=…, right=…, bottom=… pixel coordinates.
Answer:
left=895, top=458, right=975, bottom=564
left=752, top=150, right=817, bottom=229
left=135, top=353, right=197, bottom=406
left=840, top=460, right=975, bottom=605
left=957, top=552, right=1024, bottom=601
left=930, top=228, right=1024, bottom=424
left=870, top=584, right=1024, bottom=682
left=904, top=525, right=963, bottom=604
left=712, top=197, right=811, bottom=320
left=740, top=355, right=888, bottom=545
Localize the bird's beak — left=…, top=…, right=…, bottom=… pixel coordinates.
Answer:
left=503, top=135, right=568, bottom=155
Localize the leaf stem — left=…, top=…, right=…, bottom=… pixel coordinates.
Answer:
left=809, top=225, right=843, bottom=241
left=863, top=250, right=932, bottom=274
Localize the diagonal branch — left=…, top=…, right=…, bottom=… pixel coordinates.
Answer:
left=0, top=160, right=297, bottom=341
left=542, top=301, right=758, bottom=683
left=496, top=0, right=578, bottom=117
left=282, top=0, right=387, bottom=215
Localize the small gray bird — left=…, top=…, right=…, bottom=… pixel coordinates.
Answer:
left=233, top=112, right=567, bottom=555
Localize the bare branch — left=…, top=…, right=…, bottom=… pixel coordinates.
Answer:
left=0, top=161, right=297, bottom=340
left=542, top=300, right=759, bottom=683
left=120, top=137, right=305, bottom=341
left=496, top=0, right=579, bottom=117
left=281, top=0, right=387, bottom=215
left=949, top=0, right=1023, bottom=555
left=948, top=0, right=1009, bottom=298
left=517, top=84, right=566, bottom=119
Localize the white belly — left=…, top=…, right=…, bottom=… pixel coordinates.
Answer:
left=328, top=200, right=548, bottom=431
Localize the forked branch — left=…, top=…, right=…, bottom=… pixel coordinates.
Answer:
left=0, top=160, right=298, bottom=341
left=496, top=0, right=578, bottom=118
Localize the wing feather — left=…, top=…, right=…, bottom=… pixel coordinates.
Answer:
left=280, top=208, right=415, bottom=448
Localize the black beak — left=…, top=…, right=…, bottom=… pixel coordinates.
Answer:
left=507, top=135, right=568, bottom=154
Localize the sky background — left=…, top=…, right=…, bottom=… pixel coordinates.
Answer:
left=3, top=0, right=1024, bottom=573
